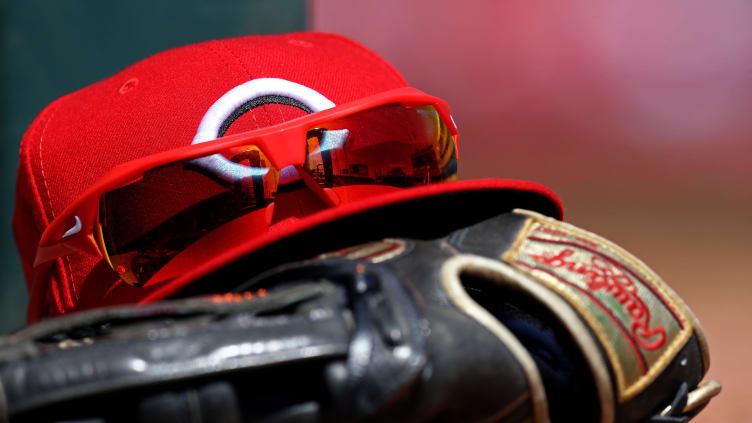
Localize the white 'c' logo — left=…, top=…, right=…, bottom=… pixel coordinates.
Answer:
left=190, top=78, right=336, bottom=183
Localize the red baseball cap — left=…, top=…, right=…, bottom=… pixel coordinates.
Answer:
left=15, top=32, right=562, bottom=322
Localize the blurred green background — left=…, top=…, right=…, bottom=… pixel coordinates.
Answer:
left=1, top=0, right=306, bottom=333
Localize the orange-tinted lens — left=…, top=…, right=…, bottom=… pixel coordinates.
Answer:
left=98, top=146, right=278, bottom=286
left=97, top=104, right=458, bottom=286
left=304, top=104, right=457, bottom=188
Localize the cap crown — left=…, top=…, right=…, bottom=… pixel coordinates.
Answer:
left=15, top=33, right=407, bottom=318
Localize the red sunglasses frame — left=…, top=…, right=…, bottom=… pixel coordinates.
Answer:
left=34, top=87, right=458, bottom=269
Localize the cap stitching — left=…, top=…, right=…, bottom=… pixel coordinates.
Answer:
left=206, top=40, right=259, bottom=128
left=18, top=98, right=58, bottom=226
left=217, top=40, right=278, bottom=129
left=17, top=100, right=64, bottom=318
left=37, top=97, right=78, bottom=311
left=203, top=42, right=264, bottom=131
left=17, top=101, right=58, bottom=320
left=229, top=39, right=286, bottom=125
left=37, top=100, right=64, bottom=221
left=204, top=41, right=246, bottom=80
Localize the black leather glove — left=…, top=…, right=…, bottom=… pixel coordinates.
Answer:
left=0, top=209, right=720, bottom=423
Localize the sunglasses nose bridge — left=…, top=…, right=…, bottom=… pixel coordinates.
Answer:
left=262, top=127, right=307, bottom=170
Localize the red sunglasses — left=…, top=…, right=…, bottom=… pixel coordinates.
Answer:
left=34, top=87, right=458, bottom=287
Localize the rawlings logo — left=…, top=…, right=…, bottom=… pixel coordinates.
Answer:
left=530, top=248, right=667, bottom=350
left=504, top=209, right=693, bottom=401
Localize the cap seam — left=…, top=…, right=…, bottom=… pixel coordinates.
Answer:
left=216, top=40, right=278, bottom=129
left=37, top=99, right=65, bottom=221
left=16, top=103, right=57, bottom=295
left=16, top=100, right=59, bottom=319
left=204, top=41, right=266, bottom=132
left=17, top=99, right=59, bottom=228
left=37, top=96, right=78, bottom=311
left=204, top=40, right=248, bottom=81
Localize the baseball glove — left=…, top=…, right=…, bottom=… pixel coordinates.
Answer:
left=0, top=209, right=720, bottom=423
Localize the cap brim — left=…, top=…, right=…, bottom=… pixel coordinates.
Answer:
left=106, top=179, right=562, bottom=304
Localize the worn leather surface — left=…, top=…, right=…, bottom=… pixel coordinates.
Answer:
left=0, top=210, right=713, bottom=423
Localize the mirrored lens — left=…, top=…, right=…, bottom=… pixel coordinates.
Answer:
left=98, top=146, right=278, bottom=286
left=97, top=104, right=458, bottom=287
left=305, top=104, right=457, bottom=188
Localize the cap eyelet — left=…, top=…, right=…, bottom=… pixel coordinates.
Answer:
left=119, top=78, right=139, bottom=94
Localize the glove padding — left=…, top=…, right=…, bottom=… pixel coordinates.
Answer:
left=0, top=209, right=720, bottom=423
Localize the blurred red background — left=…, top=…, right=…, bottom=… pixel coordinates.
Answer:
left=313, top=1, right=752, bottom=421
